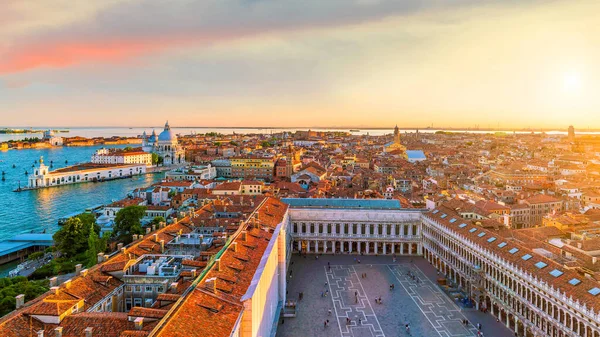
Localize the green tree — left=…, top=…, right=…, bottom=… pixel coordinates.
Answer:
left=152, top=153, right=159, bottom=166
left=113, top=205, right=147, bottom=244
left=53, top=217, right=88, bottom=258
left=77, top=213, right=100, bottom=236
left=123, top=146, right=133, bottom=151
left=151, top=216, right=165, bottom=225
left=85, top=228, right=106, bottom=267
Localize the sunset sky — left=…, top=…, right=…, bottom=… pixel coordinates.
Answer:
left=1, top=0, right=599, bottom=129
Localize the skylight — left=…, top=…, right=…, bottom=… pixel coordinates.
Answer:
left=498, top=242, right=507, bottom=248
left=521, top=254, right=532, bottom=261
left=534, top=262, right=548, bottom=269
left=441, top=214, right=447, bottom=219
left=459, top=223, right=467, bottom=228
left=432, top=210, right=439, bottom=214
left=487, top=237, right=496, bottom=243
left=469, top=228, right=477, bottom=233
left=549, top=269, right=563, bottom=277
left=449, top=218, right=457, bottom=223
left=477, top=232, right=486, bottom=237
left=508, top=248, right=519, bottom=254
left=569, top=278, right=581, bottom=286
left=589, top=288, right=600, bottom=296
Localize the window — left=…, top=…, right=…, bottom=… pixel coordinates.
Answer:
left=449, top=218, right=457, bottom=223
left=508, top=248, right=519, bottom=254
left=534, top=262, right=547, bottom=269
left=440, top=214, right=447, bottom=219
left=469, top=228, right=477, bottom=233
left=432, top=210, right=439, bottom=214
left=125, top=286, right=133, bottom=292
left=589, top=288, right=600, bottom=296
left=521, top=254, right=532, bottom=261
left=487, top=237, right=496, bottom=243
left=146, top=286, right=153, bottom=292
left=135, top=286, right=142, bottom=292
left=568, top=278, right=581, bottom=286
left=134, top=298, right=142, bottom=307
left=477, top=232, right=486, bottom=238
left=549, top=269, right=563, bottom=277
left=459, top=223, right=467, bottom=228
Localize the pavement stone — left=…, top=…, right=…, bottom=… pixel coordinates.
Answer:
left=276, top=254, right=514, bottom=337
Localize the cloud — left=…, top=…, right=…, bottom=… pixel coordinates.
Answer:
left=0, top=0, right=507, bottom=74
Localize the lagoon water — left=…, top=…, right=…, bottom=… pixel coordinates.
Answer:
left=0, top=145, right=163, bottom=241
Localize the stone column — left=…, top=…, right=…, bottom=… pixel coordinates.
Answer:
left=383, top=243, right=387, bottom=255
left=391, top=243, right=395, bottom=254
left=366, top=242, right=370, bottom=254
left=297, top=241, right=301, bottom=252
left=514, top=318, right=519, bottom=333
left=401, top=243, right=405, bottom=255
left=315, top=241, right=319, bottom=253
left=349, top=241, right=353, bottom=254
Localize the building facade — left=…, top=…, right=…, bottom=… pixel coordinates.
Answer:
left=142, top=121, right=186, bottom=165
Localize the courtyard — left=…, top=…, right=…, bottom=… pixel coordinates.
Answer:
left=276, top=255, right=513, bottom=337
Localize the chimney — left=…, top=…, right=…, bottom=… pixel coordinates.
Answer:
left=75, top=264, right=82, bottom=275
left=121, top=247, right=127, bottom=255
left=64, top=279, right=72, bottom=289
left=15, top=294, right=25, bottom=309
left=170, top=282, right=178, bottom=293
left=152, top=224, right=156, bottom=231
left=117, top=243, right=123, bottom=251
left=134, top=317, right=144, bottom=330
left=232, top=242, right=238, bottom=252
left=132, top=234, right=138, bottom=241
left=49, top=277, right=58, bottom=287
left=241, top=231, right=247, bottom=241
left=160, top=240, right=165, bottom=253
left=54, top=327, right=63, bottom=337
left=153, top=234, right=158, bottom=242
left=37, top=331, right=44, bottom=337
left=80, top=269, right=89, bottom=277
left=146, top=227, right=151, bottom=234
left=85, top=327, right=93, bottom=337
left=216, top=259, right=221, bottom=271
left=191, top=269, right=197, bottom=278
left=50, top=287, right=60, bottom=295
left=97, top=252, right=105, bottom=264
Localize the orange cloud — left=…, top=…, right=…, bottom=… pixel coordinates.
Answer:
left=0, top=38, right=183, bottom=74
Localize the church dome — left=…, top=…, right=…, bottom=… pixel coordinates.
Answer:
left=157, top=121, right=177, bottom=142
left=148, top=130, right=157, bottom=142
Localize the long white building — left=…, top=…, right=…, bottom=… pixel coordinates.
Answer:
left=27, top=157, right=146, bottom=189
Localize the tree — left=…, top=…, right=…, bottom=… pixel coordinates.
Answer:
left=86, top=228, right=106, bottom=267
left=123, top=146, right=133, bottom=151
left=113, top=205, right=147, bottom=244
left=151, top=216, right=165, bottom=226
left=152, top=153, right=159, bottom=166
left=53, top=217, right=88, bottom=258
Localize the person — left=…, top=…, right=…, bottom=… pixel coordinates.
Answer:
left=324, top=320, right=327, bottom=328
left=378, top=296, right=382, bottom=304
left=321, top=291, right=324, bottom=297
left=477, top=323, right=481, bottom=330
left=405, top=324, right=410, bottom=333
left=358, top=318, right=361, bottom=325
left=328, top=309, right=332, bottom=316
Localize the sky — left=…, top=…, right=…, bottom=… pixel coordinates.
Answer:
left=1, top=0, right=599, bottom=129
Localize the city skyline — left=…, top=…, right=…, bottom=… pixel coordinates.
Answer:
left=1, top=0, right=599, bottom=128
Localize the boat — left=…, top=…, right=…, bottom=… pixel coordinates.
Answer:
left=350, top=129, right=360, bottom=132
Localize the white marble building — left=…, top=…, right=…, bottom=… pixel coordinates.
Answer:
left=142, top=121, right=185, bottom=165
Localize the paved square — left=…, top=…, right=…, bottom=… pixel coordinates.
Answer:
left=276, top=255, right=513, bottom=337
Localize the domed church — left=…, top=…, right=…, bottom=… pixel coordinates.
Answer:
left=142, top=121, right=186, bottom=165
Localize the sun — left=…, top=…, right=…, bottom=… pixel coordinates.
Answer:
left=562, top=71, right=582, bottom=94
